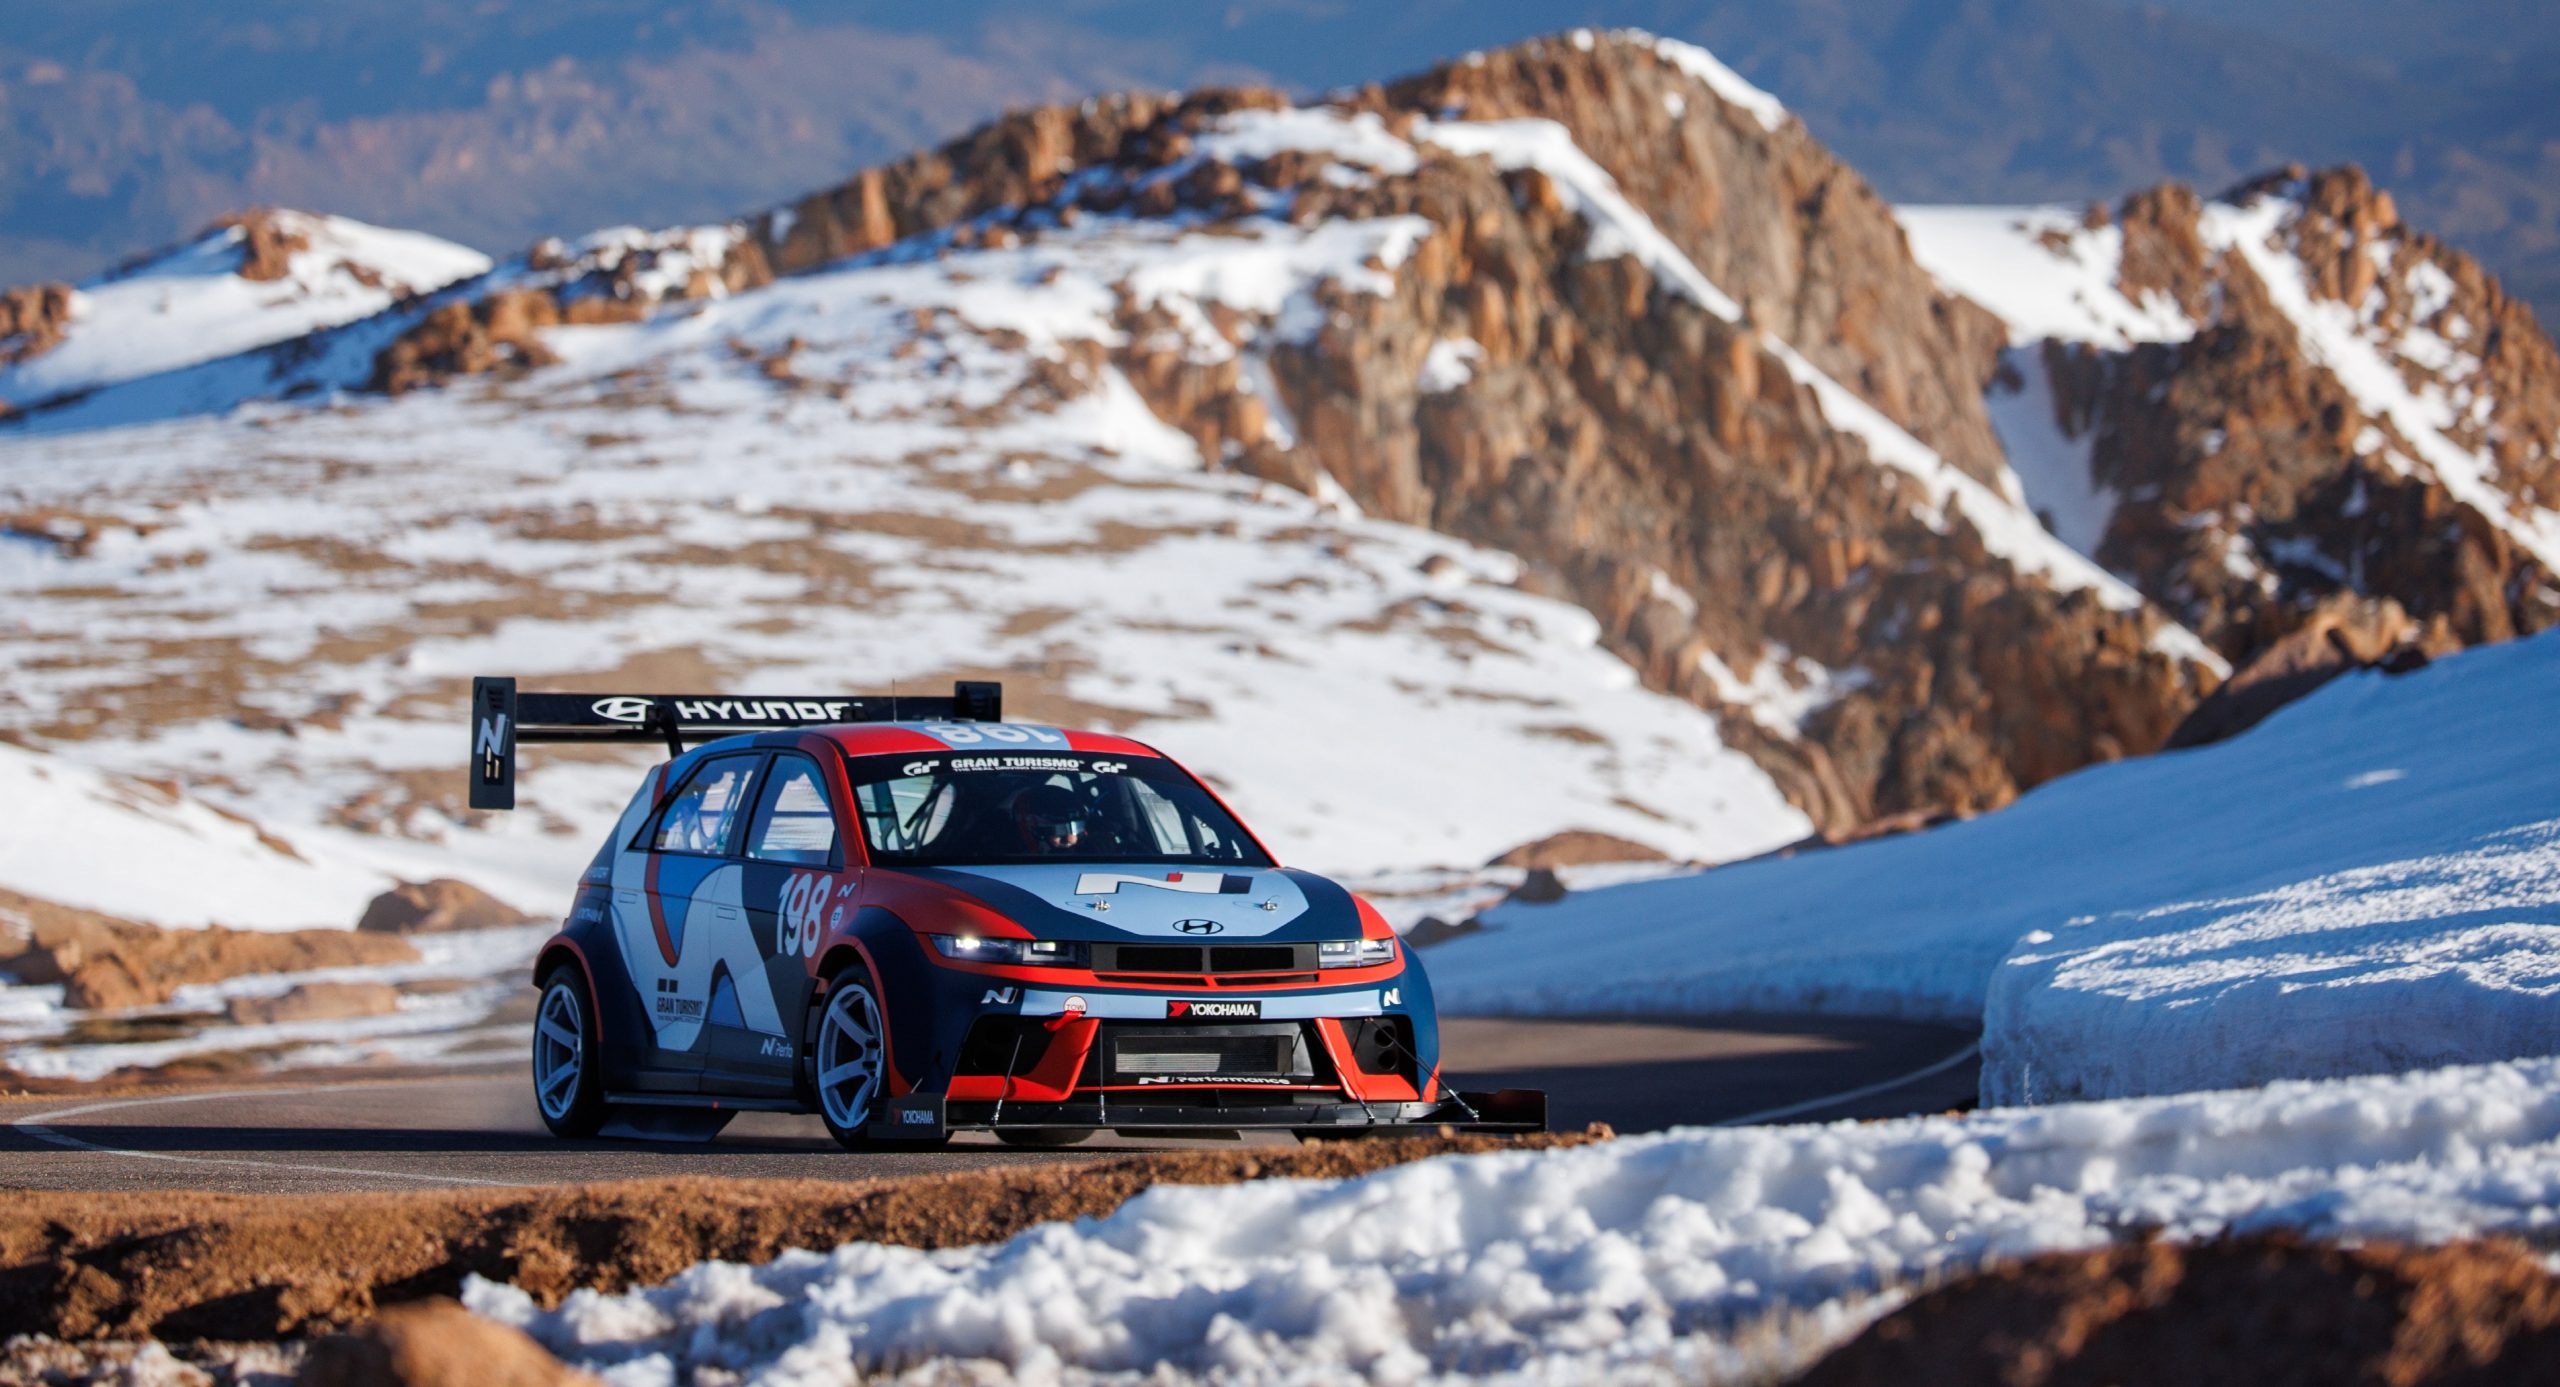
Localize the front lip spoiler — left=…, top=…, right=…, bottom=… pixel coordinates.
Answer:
left=869, top=1088, right=1548, bottom=1139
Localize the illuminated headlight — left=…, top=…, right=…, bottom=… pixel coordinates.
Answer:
left=928, top=935, right=1089, bottom=968
left=1319, top=938, right=1398, bottom=969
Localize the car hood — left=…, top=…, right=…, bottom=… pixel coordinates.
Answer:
left=902, top=863, right=1357, bottom=941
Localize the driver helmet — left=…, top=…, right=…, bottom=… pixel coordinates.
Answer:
left=1013, top=784, right=1088, bottom=851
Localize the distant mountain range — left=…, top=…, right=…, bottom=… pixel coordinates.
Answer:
left=4, top=0, right=2555, bottom=321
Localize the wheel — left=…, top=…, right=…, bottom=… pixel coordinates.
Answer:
left=812, top=971, right=942, bottom=1150
left=532, top=968, right=607, bottom=1137
left=994, top=1128, right=1092, bottom=1148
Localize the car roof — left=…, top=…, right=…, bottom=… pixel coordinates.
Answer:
left=696, top=721, right=1167, bottom=761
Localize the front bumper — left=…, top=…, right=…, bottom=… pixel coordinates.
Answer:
left=873, top=1086, right=1548, bottom=1139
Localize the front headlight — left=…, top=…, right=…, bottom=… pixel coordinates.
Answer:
left=927, top=934, right=1089, bottom=968
left=1318, top=938, right=1398, bottom=969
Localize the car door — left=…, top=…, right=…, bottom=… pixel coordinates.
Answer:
left=628, top=751, right=765, bottom=1086
left=710, top=749, right=850, bottom=1094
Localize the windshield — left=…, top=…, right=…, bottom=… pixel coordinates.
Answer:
left=845, top=750, right=1272, bottom=868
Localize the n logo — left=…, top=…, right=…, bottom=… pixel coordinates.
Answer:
left=475, top=713, right=509, bottom=775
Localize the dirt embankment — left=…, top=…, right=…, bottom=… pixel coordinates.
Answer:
left=0, top=1130, right=1603, bottom=1343
left=1798, top=1234, right=2560, bottom=1387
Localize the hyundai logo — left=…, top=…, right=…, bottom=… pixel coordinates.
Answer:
left=1172, top=918, right=1224, bottom=935
left=592, top=696, right=656, bottom=724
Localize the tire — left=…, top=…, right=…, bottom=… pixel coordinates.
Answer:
left=812, top=970, right=943, bottom=1151
left=531, top=968, right=608, bottom=1137
left=994, top=1127, right=1092, bottom=1148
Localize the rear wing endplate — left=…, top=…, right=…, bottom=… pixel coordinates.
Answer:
left=468, top=675, right=1002, bottom=810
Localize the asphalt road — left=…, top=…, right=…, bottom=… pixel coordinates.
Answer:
left=0, top=1014, right=1977, bottom=1194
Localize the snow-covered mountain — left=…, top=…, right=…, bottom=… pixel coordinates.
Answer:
left=0, top=210, right=489, bottom=412
left=0, top=29, right=2552, bottom=952
left=1901, top=169, right=2560, bottom=669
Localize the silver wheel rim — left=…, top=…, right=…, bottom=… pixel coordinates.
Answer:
left=817, top=983, right=884, bottom=1133
left=534, top=981, right=585, bottom=1121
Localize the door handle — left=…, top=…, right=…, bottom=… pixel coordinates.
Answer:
left=715, top=905, right=743, bottom=921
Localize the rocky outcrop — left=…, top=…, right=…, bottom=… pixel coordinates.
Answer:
left=373, top=227, right=760, bottom=392
left=226, top=981, right=402, bottom=1026
left=220, top=209, right=314, bottom=282
left=2039, top=167, right=2560, bottom=669
left=2166, top=592, right=2454, bottom=747
left=1373, top=38, right=2011, bottom=484
left=0, top=282, right=75, bottom=369
left=357, top=878, right=537, bottom=934
left=0, top=888, right=416, bottom=1011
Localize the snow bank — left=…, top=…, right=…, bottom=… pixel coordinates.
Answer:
left=1430, top=631, right=2560, bottom=1102
left=468, top=1055, right=2560, bottom=1385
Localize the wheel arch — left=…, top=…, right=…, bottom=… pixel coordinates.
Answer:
left=534, top=936, right=592, bottom=995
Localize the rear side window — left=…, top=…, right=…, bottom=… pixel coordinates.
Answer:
left=745, top=754, right=839, bottom=867
left=651, top=754, right=762, bottom=856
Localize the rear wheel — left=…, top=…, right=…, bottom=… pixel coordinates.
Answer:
left=532, top=969, right=607, bottom=1137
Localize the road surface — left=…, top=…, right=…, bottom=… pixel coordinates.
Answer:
left=0, top=1014, right=1977, bottom=1194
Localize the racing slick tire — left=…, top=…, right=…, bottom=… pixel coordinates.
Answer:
left=994, top=1128, right=1093, bottom=1148
left=810, top=969, right=944, bottom=1151
left=531, top=967, right=609, bottom=1138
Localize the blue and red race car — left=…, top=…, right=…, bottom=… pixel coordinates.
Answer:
left=469, top=678, right=1543, bottom=1148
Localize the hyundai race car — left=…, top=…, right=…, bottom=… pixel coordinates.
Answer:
left=469, top=678, right=1544, bottom=1148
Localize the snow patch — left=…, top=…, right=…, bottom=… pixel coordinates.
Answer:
left=469, top=1054, right=2560, bottom=1384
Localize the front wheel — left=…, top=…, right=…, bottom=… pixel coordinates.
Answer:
left=812, top=971, right=941, bottom=1150
left=532, top=969, right=607, bottom=1137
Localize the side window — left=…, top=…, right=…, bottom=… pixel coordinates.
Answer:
left=1125, top=778, right=1192, bottom=855
left=650, top=755, right=762, bottom=856
left=746, top=754, right=839, bottom=867
left=855, top=771, right=951, bottom=855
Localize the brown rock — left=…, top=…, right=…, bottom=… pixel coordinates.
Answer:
left=357, top=879, right=538, bottom=935
left=1797, top=1235, right=2560, bottom=1387
left=0, top=281, right=76, bottom=369
left=2165, top=593, right=2453, bottom=747
left=0, top=886, right=418, bottom=1011
left=1488, top=830, right=1670, bottom=869
left=1504, top=867, right=1568, bottom=905
left=1402, top=914, right=1483, bottom=948
left=219, top=209, right=313, bottom=282
left=296, top=1299, right=594, bottom=1387
left=226, top=981, right=402, bottom=1026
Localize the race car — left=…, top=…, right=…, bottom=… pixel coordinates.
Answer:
left=469, top=677, right=1544, bottom=1148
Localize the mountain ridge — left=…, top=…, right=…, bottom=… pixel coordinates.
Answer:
left=0, top=27, right=2552, bottom=888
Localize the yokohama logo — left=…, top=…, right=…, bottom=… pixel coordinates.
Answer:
left=1168, top=999, right=1260, bottom=1020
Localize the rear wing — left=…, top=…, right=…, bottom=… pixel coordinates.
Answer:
left=468, top=675, right=1002, bottom=811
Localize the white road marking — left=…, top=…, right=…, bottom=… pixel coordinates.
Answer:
left=9, top=1078, right=517, bottom=1188
left=1710, top=1040, right=1982, bottom=1128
